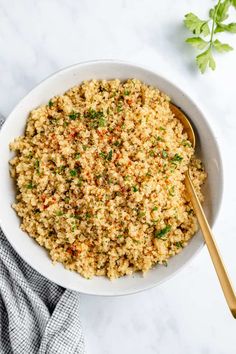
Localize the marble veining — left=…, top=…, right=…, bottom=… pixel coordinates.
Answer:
left=0, top=0, right=236, bottom=353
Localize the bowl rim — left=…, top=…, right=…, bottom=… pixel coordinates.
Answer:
left=0, top=59, right=224, bottom=296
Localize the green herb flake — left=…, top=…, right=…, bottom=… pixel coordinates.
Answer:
left=124, top=90, right=130, bottom=96
left=75, top=153, right=81, bottom=159
left=56, top=211, right=64, bottom=216
left=132, top=186, right=138, bottom=192
left=35, top=160, right=40, bottom=174
left=82, top=145, right=88, bottom=151
left=149, top=150, right=155, bottom=157
left=169, top=186, right=175, bottom=196
left=48, top=100, right=53, bottom=108
left=107, top=150, right=113, bottom=161
left=162, top=150, right=168, bottom=158
left=171, top=154, right=183, bottom=163
left=69, top=111, right=80, bottom=120
left=26, top=182, right=34, bottom=189
left=70, top=169, right=77, bottom=177
left=162, top=260, right=168, bottom=267
left=114, top=141, right=121, bottom=147
left=152, top=207, right=158, bottom=211
left=99, top=150, right=113, bottom=161
left=156, top=136, right=164, bottom=142
left=117, top=101, right=123, bottom=112
left=181, top=140, right=191, bottom=147
left=155, top=224, right=172, bottom=239
left=174, top=241, right=183, bottom=248
left=85, top=212, right=91, bottom=219
left=159, top=126, right=166, bottom=131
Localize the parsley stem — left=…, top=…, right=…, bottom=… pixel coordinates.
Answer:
left=210, top=0, right=221, bottom=47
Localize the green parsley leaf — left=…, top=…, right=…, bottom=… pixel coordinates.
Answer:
left=107, top=150, right=113, bottom=161
left=69, top=111, right=80, bottom=120
left=113, top=141, right=121, bottom=147
left=117, top=101, right=123, bottom=112
left=213, top=39, right=233, bottom=52
left=174, top=241, right=183, bottom=248
left=70, top=169, right=77, bottom=177
left=149, top=150, right=155, bottom=157
left=26, top=182, right=34, bottom=189
left=99, top=150, right=113, bottom=161
left=75, top=153, right=81, bottom=159
left=184, top=13, right=210, bottom=36
left=162, top=150, right=168, bottom=159
left=155, top=225, right=171, bottom=239
left=48, top=100, right=53, bottom=108
left=152, top=207, right=158, bottom=211
left=196, top=48, right=216, bottom=74
left=124, top=90, right=130, bottom=96
left=56, top=211, right=64, bottom=216
left=215, top=22, right=236, bottom=33
left=171, top=154, right=183, bottom=163
left=185, top=37, right=209, bottom=50
left=132, top=186, right=138, bottom=192
left=211, top=0, right=230, bottom=23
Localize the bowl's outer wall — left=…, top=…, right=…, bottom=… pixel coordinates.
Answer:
left=0, top=61, right=223, bottom=295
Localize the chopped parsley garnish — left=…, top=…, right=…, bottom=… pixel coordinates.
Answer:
left=174, top=241, right=183, bottom=248
left=117, top=101, right=123, bottom=112
left=35, top=160, right=40, bottom=174
left=77, top=177, right=83, bottom=187
left=48, top=100, right=53, bottom=108
left=75, top=153, right=81, bottom=159
left=162, top=150, right=168, bottom=158
left=149, top=150, right=155, bottom=157
left=156, top=136, right=164, bottom=142
left=181, top=140, right=191, bottom=147
left=84, top=108, right=106, bottom=128
left=169, top=186, right=175, bottom=196
left=99, top=150, right=113, bottom=161
left=85, top=108, right=103, bottom=119
left=56, top=211, right=64, bottom=216
left=26, top=182, right=34, bottom=189
left=82, top=145, right=88, bottom=151
left=132, top=186, right=138, bottom=192
left=69, top=111, right=80, bottom=120
left=152, top=207, right=158, bottom=211
left=85, top=212, right=91, bottom=219
left=98, top=117, right=106, bottom=127
left=71, top=224, right=77, bottom=232
left=124, top=90, right=130, bottom=96
left=155, top=225, right=171, bottom=239
left=114, top=141, right=121, bottom=147
left=171, top=154, right=183, bottom=162
left=159, top=126, right=166, bottom=131
left=70, top=169, right=77, bottom=177
left=162, top=260, right=168, bottom=267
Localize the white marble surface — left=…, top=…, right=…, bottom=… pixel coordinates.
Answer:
left=1, top=0, right=236, bottom=353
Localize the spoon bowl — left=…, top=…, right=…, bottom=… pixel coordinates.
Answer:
left=170, top=102, right=236, bottom=318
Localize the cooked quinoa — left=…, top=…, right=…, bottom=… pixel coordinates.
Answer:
left=9, top=79, right=206, bottom=279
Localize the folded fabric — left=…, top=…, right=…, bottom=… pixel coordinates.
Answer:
left=0, top=116, right=85, bottom=354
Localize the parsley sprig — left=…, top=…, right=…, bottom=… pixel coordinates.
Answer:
left=184, top=0, right=236, bottom=73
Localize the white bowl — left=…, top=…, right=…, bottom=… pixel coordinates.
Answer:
left=0, top=60, right=223, bottom=296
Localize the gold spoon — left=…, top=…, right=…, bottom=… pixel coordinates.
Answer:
left=170, top=103, right=236, bottom=319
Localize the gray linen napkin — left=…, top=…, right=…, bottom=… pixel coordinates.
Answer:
left=0, top=115, right=85, bottom=354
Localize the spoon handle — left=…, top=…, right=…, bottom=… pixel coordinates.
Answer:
left=185, top=172, right=236, bottom=318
